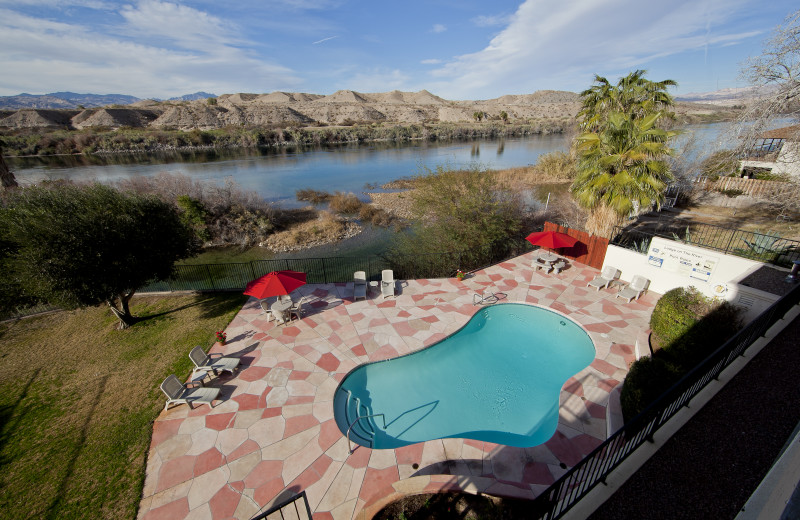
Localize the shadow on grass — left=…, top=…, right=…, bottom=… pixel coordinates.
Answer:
left=45, top=375, right=109, bottom=518
left=134, top=293, right=247, bottom=324
left=0, top=368, right=42, bottom=469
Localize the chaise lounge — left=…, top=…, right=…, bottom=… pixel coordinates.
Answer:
left=587, top=265, right=621, bottom=291
left=381, top=269, right=395, bottom=299
left=160, top=374, right=220, bottom=410
left=354, top=271, right=367, bottom=301
left=189, top=345, right=240, bottom=381
left=616, top=275, right=650, bottom=303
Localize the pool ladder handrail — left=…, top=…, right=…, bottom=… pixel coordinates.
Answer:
left=346, top=413, right=386, bottom=453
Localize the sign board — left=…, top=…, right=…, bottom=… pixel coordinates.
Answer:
left=646, top=237, right=719, bottom=282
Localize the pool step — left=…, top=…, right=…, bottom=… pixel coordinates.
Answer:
left=343, top=391, right=373, bottom=447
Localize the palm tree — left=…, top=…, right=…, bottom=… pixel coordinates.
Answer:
left=571, top=71, right=678, bottom=236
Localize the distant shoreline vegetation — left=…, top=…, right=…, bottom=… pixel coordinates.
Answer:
left=1, top=121, right=571, bottom=157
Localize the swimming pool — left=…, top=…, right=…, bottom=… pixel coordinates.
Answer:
left=334, top=303, right=595, bottom=449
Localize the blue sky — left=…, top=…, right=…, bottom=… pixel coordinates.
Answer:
left=0, top=0, right=796, bottom=100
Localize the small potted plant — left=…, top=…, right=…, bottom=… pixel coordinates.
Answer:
left=215, top=330, right=227, bottom=345
left=456, top=269, right=466, bottom=281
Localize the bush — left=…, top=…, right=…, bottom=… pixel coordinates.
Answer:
left=329, top=192, right=363, bottom=214
left=620, top=356, right=682, bottom=420
left=296, top=188, right=331, bottom=203
left=700, top=150, right=739, bottom=178
left=621, top=286, right=743, bottom=420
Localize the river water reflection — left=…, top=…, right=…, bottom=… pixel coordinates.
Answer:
left=10, top=135, right=571, bottom=206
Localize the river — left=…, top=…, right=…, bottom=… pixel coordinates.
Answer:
left=6, top=122, right=741, bottom=260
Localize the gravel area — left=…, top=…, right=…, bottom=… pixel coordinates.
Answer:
left=590, top=315, right=800, bottom=520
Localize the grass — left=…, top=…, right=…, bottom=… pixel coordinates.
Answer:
left=0, top=293, right=246, bottom=519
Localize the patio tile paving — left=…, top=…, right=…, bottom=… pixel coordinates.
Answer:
left=138, top=252, right=656, bottom=520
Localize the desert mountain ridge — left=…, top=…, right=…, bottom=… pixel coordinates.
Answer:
left=0, top=88, right=732, bottom=131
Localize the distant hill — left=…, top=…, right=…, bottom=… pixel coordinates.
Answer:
left=0, top=91, right=217, bottom=109
left=675, top=86, right=773, bottom=107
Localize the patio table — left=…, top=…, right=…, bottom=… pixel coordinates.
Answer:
left=270, top=299, right=293, bottom=323
left=538, top=251, right=559, bottom=264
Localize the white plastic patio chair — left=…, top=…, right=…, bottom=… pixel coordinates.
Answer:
left=587, top=265, right=621, bottom=291
left=381, top=269, right=395, bottom=299
left=289, top=297, right=304, bottom=321
left=354, top=271, right=367, bottom=301
left=259, top=299, right=275, bottom=321
left=189, top=345, right=240, bottom=379
left=533, top=257, right=551, bottom=273
left=616, top=275, right=650, bottom=303
left=160, top=374, right=220, bottom=411
left=552, top=259, right=567, bottom=274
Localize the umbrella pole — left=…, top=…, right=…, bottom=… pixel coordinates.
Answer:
left=544, top=192, right=550, bottom=213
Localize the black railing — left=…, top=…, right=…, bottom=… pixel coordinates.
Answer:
left=250, top=490, right=312, bottom=520
left=529, top=281, right=800, bottom=519
left=610, top=218, right=800, bottom=267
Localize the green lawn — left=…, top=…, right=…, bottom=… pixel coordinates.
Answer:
left=0, top=293, right=246, bottom=519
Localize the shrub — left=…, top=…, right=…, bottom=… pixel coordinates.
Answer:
left=620, top=356, right=682, bottom=420
left=329, top=192, right=363, bottom=214
left=700, top=150, right=739, bottom=178
left=649, top=287, right=708, bottom=348
left=296, top=188, right=331, bottom=203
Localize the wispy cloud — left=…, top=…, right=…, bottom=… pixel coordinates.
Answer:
left=429, top=0, right=761, bottom=99
left=421, top=59, right=442, bottom=65
left=312, top=35, right=338, bottom=44
left=431, top=23, right=446, bottom=33
left=472, top=13, right=513, bottom=27
left=0, top=3, right=300, bottom=97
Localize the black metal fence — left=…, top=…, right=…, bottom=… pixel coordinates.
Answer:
left=250, top=490, right=312, bottom=520
left=137, top=252, right=466, bottom=294
left=529, top=281, right=800, bottom=519
left=610, top=218, right=800, bottom=267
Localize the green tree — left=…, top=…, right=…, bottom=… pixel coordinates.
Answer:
left=571, top=70, right=678, bottom=236
left=473, top=111, right=484, bottom=122
left=0, top=184, right=199, bottom=328
left=499, top=111, right=509, bottom=123
left=387, top=165, right=526, bottom=275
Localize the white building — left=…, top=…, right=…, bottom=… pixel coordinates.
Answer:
left=739, top=124, right=800, bottom=178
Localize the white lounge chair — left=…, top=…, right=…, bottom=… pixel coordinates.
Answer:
left=381, top=269, right=395, bottom=299
left=587, top=266, right=620, bottom=291
left=189, top=345, right=240, bottom=379
left=354, top=271, right=367, bottom=301
left=161, top=374, right=220, bottom=411
left=616, top=275, right=650, bottom=303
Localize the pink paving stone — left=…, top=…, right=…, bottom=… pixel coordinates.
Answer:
left=316, top=352, right=340, bottom=372
left=318, top=419, right=344, bottom=451
left=545, top=431, right=585, bottom=467
left=598, top=378, right=621, bottom=393
left=601, top=302, right=625, bottom=316
left=346, top=447, right=372, bottom=469
left=394, top=443, right=425, bottom=465
left=562, top=377, right=584, bottom=397
left=611, top=343, right=634, bottom=355
left=392, top=321, right=417, bottom=336
left=371, top=345, right=399, bottom=361
left=397, top=310, right=412, bottom=318
left=156, top=455, right=196, bottom=493
left=584, top=322, right=613, bottom=334
left=208, top=483, right=240, bottom=518
left=421, top=315, right=439, bottom=323
left=522, top=461, right=555, bottom=485
left=229, top=480, right=245, bottom=493
left=377, top=300, right=396, bottom=308
left=591, top=358, right=619, bottom=376
left=289, top=370, right=311, bottom=380
left=151, top=419, right=183, bottom=448
left=194, top=448, right=226, bottom=477
left=243, top=460, right=284, bottom=489
left=293, top=344, right=313, bottom=356
left=285, top=395, right=315, bottom=405
left=141, top=497, right=190, bottom=520
left=283, top=415, right=320, bottom=437
left=585, top=401, right=606, bottom=419
left=261, top=407, right=282, bottom=419
left=287, top=464, right=324, bottom=490
left=463, top=439, right=484, bottom=450
left=368, top=317, right=390, bottom=327
left=572, top=434, right=604, bottom=455
left=253, top=477, right=286, bottom=506
left=360, top=466, right=400, bottom=502
left=315, top=513, right=334, bottom=520
left=311, top=454, right=333, bottom=477
left=606, top=319, right=630, bottom=329
left=282, top=326, right=302, bottom=337
left=206, top=413, right=235, bottom=431
left=233, top=393, right=260, bottom=411
left=351, top=344, right=367, bottom=357
left=227, top=439, right=261, bottom=462
left=239, top=366, right=270, bottom=382
left=253, top=332, right=269, bottom=341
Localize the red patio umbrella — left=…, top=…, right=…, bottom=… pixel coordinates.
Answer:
left=243, top=270, right=307, bottom=299
left=526, top=230, right=579, bottom=250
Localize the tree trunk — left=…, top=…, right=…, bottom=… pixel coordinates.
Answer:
left=0, top=149, right=18, bottom=189
left=585, top=203, right=626, bottom=238
left=107, top=290, right=136, bottom=329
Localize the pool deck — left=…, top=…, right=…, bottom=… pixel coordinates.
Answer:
left=138, top=252, right=658, bottom=520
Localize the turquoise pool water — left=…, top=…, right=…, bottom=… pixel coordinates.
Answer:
left=333, top=303, right=595, bottom=449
